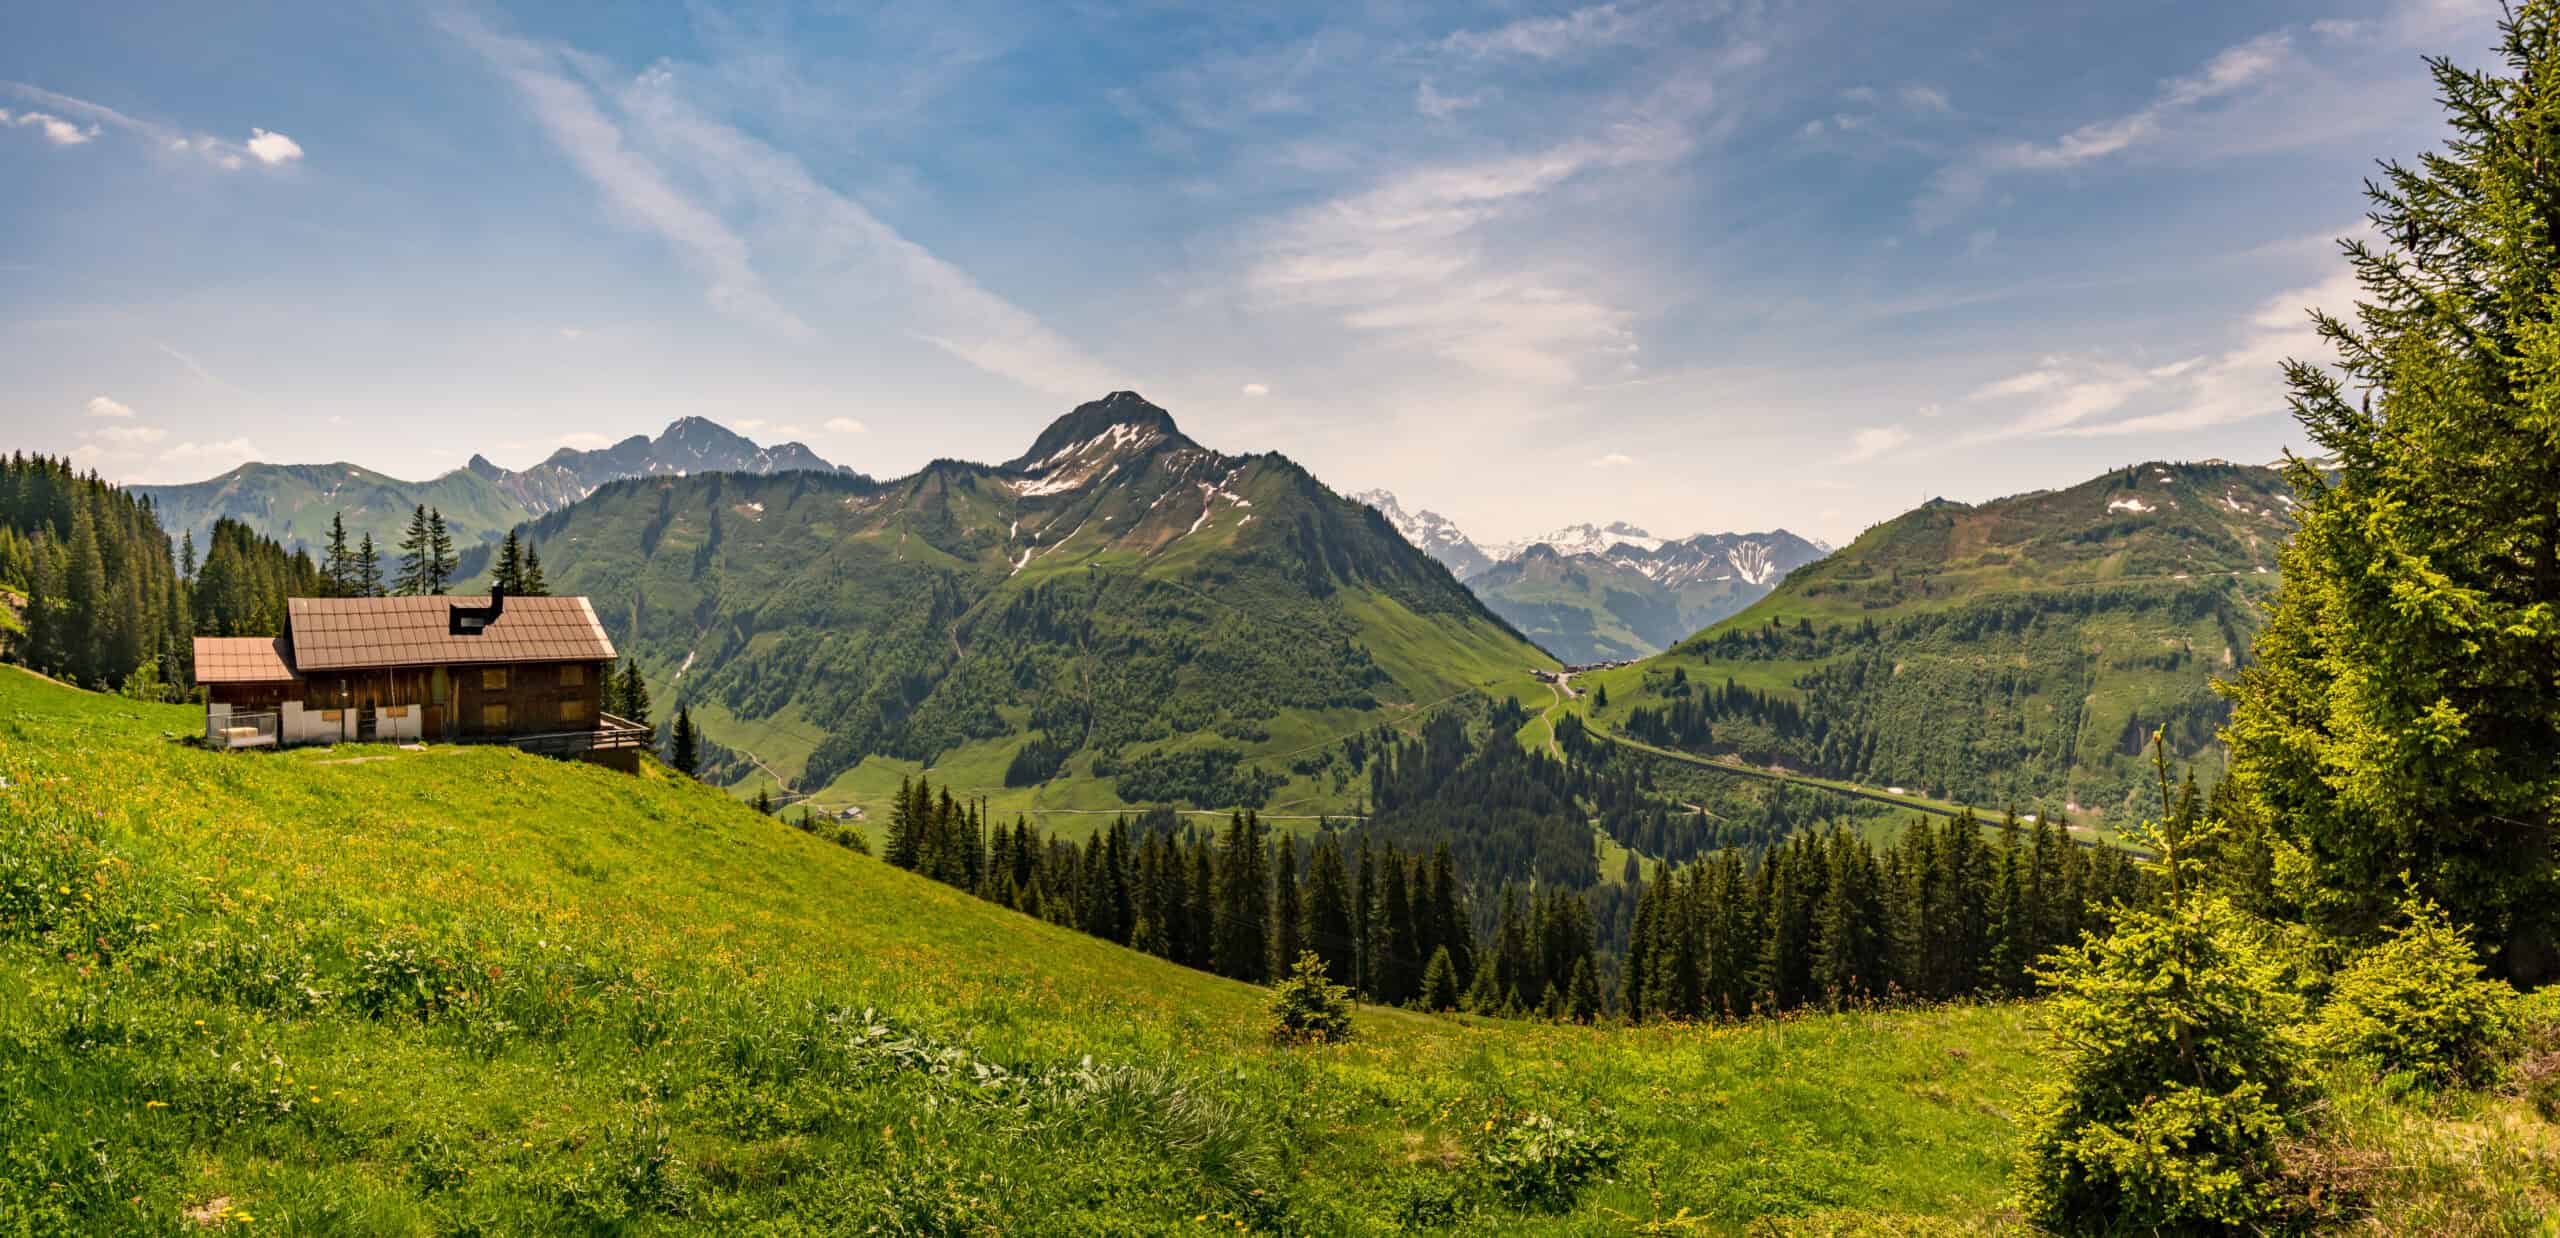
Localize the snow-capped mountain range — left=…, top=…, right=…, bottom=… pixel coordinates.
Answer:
left=1351, top=489, right=1832, bottom=663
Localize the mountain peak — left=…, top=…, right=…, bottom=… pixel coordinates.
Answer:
left=1008, top=391, right=1188, bottom=470
left=464, top=453, right=504, bottom=479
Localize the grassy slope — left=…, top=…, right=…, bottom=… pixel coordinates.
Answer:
left=0, top=668, right=2039, bottom=1233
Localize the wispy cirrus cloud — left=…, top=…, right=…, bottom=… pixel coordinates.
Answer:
left=1841, top=424, right=1910, bottom=463
left=1241, top=119, right=1690, bottom=388
left=1, top=82, right=303, bottom=169
left=1956, top=266, right=2362, bottom=442
left=1441, top=4, right=1659, bottom=60
left=440, top=8, right=1120, bottom=398
left=1915, top=31, right=2291, bottom=229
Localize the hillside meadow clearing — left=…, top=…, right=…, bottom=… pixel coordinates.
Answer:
left=0, top=668, right=2029, bottom=1233
left=2, top=667, right=2550, bottom=1233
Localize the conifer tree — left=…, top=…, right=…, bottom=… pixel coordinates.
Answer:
left=1303, top=833, right=1357, bottom=987
left=426, top=509, right=456, bottom=594
left=1564, top=955, right=1603, bottom=1023
left=1270, top=833, right=1303, bottom=979
left=354, top=533, right=383, bottom=597
left=396, top=505, right=433, bottom=596
left=178, top=529, right=196, bottom=582
left=520, top=542, right=548, bottom=595
left=324, top=513, right=352, bottom=596
left=1418, top=945, right=1460, bottom=1011
left=493, top=531, right=524, bottom=595
left=2225, top=5, right=2560, bottom=979
left=670, top=706, right=699, bottom=777
left=615, top=660, right=650, bottom=725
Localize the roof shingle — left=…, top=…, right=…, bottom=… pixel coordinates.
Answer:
left=284, top=595, right=617, bottom=672
left=193, top=636, right=299, bottom=684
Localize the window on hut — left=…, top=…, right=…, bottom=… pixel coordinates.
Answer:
left=482, top=668, right=509, bottom=691
left=481, top=703, right=510, bottom=728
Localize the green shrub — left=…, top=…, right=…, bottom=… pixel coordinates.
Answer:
left=2014, top=895, right=2303, bottom=1233
left=2311, top=897, right=2519, bottom=1085
left=1268, top=951, right=1354, bottom=1044
left=1476, top=1110, right=1621, bottom=1212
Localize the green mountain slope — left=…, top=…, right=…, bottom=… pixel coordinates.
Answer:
left=0, top=666, right=2067, bottom=1232
left=1567, top=460, right=2298, bottom=822
left=135, top=461, right=538, bottom=557
left=523, top=393, right=1557, bottom=821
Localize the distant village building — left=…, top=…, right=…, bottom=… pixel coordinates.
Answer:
left=192, top=589, right=648, bottom=771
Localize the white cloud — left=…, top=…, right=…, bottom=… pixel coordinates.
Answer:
left=1898, top=85, right=1953, bottom=114
left=83, top=395, right=134, bottom=418
left=1240, top=382, right=1269, bottom=397
left=1, top=108, right=96, bottom=146
left=1916, top=31, right=2291, bottom=228
left=2065, top=269, right=2360, bottom=438
left=1843, top=425, right=1910, bottom=462
left=1947, top=267, right=2361, bottom=443
left=557, top=326, right=586, bottom=340
left=1416, top=80, right=1486, bottom=119
left=555, top=432, right=616, bottom=450
left=1242, top=124, right=1688, bottom=387
left=822, top=416, right=867, bottom=434
left=731, top=418, right=769, bottom=432
left=92, top=424, right=167, bottom=447
left=158, top=438, right=261, bottom=474
left=1968, top=369, right=2064, bottom=400
left=1587, top=451, right=1634, bottom=468
left=445, top=13, right=1121, bottom=399
left=245, top=128, right=302, bottom=165
left=1441, top=5, right=1647, bottom=59
left=3, top=82, right=302, bottom=170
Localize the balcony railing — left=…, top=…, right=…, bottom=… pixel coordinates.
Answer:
left=466, top=711, right=654, bottom=760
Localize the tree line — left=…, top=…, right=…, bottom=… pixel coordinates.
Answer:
left=1623, top=808, right=2142, bottom=1021
left=875, top=775, right=1607, bottom=1014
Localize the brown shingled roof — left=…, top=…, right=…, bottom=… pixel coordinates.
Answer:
left=193, top=636, right=299, bottom=684
left=285, top=595, right=617, bottom=672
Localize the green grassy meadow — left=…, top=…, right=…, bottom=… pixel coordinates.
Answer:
left=0, top=667, right=2051, bottom=1233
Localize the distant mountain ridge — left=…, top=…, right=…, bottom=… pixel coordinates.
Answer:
left=1352, top=488, right=1828, bottom=663
left=518, top=392, right=1553, bottom=820
left=136, top=418, right=855, bottom=554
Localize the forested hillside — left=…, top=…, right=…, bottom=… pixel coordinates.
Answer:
left=1570, top=460, right=2297, bottom=818
left=519, top=393, right=1555, bottom=819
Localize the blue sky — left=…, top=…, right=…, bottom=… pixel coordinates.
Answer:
left=0, top=0, right=2500, bottom=545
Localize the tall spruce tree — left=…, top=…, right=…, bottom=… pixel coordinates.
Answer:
left=324, top=513, right=352, bottom=597
left=493, top=531, right=524, bottom=595
left=615, top=661, right=650, bottom=725
left=396, top=505, right=433, bottom=596
left=670, top=706, right=699, bottom=777
left=2225, top=6, right=2560, bottom=981
left=354, top=533, right=383, bottom=597
left=426, top=509, right=456, bottom=595
left=519, top=542, right=548, bottom=595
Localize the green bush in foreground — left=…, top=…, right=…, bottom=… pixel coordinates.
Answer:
left=1268, top=950, right=1355, bottom=1044
left=2016, top=733, right=2304, bottom=1233
left=2313, top=896, right=2519, bottom=1086
left=2015, top=894, right=2303, bottom=1232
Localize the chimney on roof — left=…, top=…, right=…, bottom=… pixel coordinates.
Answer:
left=449, top=583, right=508, bottom=636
